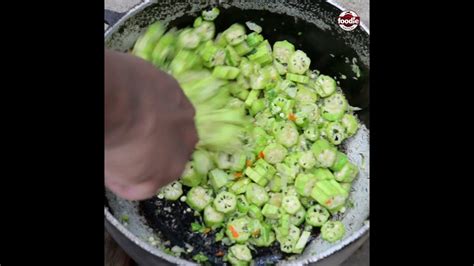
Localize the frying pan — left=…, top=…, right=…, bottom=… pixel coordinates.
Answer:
left=104, top=0, right=369, bottom=265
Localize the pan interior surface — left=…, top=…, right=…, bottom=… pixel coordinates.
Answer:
left=105, top=1, right=369, bottom=265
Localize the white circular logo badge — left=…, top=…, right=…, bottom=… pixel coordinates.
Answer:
left=338, top=10, right=360, bottom=31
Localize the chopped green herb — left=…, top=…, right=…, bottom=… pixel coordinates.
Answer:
left=191, top=222, right=203, bottom=232
left=193, top=252, right=209, bottom=263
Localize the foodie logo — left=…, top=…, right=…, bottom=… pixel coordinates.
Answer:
left=338, top=10, right=360, bottom=31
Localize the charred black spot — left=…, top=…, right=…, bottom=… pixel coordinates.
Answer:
left=139, top=192, right=228, bottom=265
left=139, top=191, right=322, bottom=265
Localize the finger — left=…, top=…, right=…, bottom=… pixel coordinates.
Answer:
left=105, top=177, right=164, bottom=201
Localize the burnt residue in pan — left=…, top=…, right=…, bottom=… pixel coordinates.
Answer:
left=139, top=187, right=321, bottom=265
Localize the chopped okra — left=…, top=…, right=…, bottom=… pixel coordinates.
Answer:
left=321, top=221, right=345, bottom=243
left=132, top=9, right=362, bottom=262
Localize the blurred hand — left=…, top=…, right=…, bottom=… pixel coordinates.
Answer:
left=105, top=49, right=198, bottom=200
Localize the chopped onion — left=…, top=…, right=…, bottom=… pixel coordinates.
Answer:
left=246, top=21, right=262, bottom=33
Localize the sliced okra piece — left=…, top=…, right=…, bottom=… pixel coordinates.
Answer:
left=231, top=178, right=251, bottom=194
left=244, top=89, right=260, bottom=107
left=194, top=20, right=216, bottom=41
left=276, top=79, right=297, bottom=98
left=334, top=162, right=359, bottom=183
left=192, top=149, right=214, bottom=176
left=212, top=65, right=241, bottom=80
left=237, top=195, right=250, bottom=214
left=254, top=159, right=277, bottom=178
left=268, top=192, right=283, bottom=207
left=132, top=21, right=166, bottom=61
left=289, top=207, right=306, bottom=226
left=277, top=214, right=291, bottom=239
left=298, top=150, right=317, bottom=169
left=209, top=168, right=230, bottom=190
left=304, top=124, right=320, bottom=141
left=244, top=167, right=267, bottom=187
left=202, top=7, right=220, bottom=21
left=270, top=96, right=294, bottom=115
left=239, top=58, right=255, bottom=77
left=262, top=65, right=281, bottom=84
left=246, top=32, right=264, bottom=47
left=229, top=244, right=252, bottom=262
left=312, top=168, right=335, bottom=181
left=321, top=221, right=345, bottom=243
left=226, top=216, right=251, bottom=243
left=273, top=40, right=295, bottom=65
left=236, top=89, right=250, bottom=101
left=305, top=204, right=330, bottom=226
left=245, top=183, right=269, bottom=207
left=231, top=153, right=247, bottom=171
left=261, top=203, right=280, bottom=219
left=224, top=24, right=247, bottom=45
left=312, top=74, right=336, bottom=97
left=330, top=151, right=349, bottom=172
left=250, top=98, right=266, bottom=116
left=321, top=92, right=348, bottom=121
left=268, top=175, right=282, bottom=192
left=215, top=152, right=233, bottom=169
left=299, top=196, right=316, bottom=208
left=324, top=121, right=347, bottom=145
left=342, top=113, right=360, bottom=136
left=262, top=143, right=288, bottom=164
left=236, top=75, right=251, bottom=91
left=281, top=195, right=302, bottom=215
left=200, top=43, right=226, bottom=67
left=276, top=162, right=298, bottom=183
left=248, top=40, right=273, bottom=66
left=287, top=50, right=311, bottom=74
left=273, top=60, right=287, bottom=75
left=186, top=186, right=213, bottom=211
left=311, top=139, right=337, bottom=168
left=310, top=179, right=348, bottom=209
left=295, top=84, right=318, bottom=103
left=276, top=121, right=299, bottom=148
left=225, top=45, right=242, bottom=66
left=169, top=50, right=202, bottom=75
left=340, top=182, right=352, bottom=193
left=278, top=224, right=301, bottom=253
left=215, top=32, right=228, bottom=47
left=180, top=161, right=203, bottom=187
left=293, top=230, right=311, bottom=254
left=248, top=218, right=263, bottom=238
left=234, top=40, right=253, bottom=56
left=176, top=28, right=201, bottom=49
left=248, top=204, right=264, bottom=221
left=294, top=173, right=318, bottom=197
left=151, top=29, right=177, bottom=67
left=161, top=181, right=183, bottom=201
left=249, top=223, right=275, bottom=247
left=204, top=205, right=225, bottom=227
left=296, top=103, right=320, bottom=122
left=193, top=16, right=203, bottom=27
left=286, top=73, right=310, bottom=84
left=227, top=253, right=248, bottom=266
left=249, top=69, right=271, bottom=90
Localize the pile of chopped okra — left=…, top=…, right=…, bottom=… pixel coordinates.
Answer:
left=132, top=7, right=361, bottom=265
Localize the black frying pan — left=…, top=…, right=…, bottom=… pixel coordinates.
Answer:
left=105, top=1, right=369, bottom=265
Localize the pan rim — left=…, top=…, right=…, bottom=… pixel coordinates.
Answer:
left=104, top=0, right=370, bottom=264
